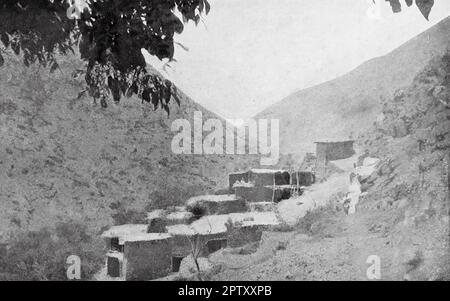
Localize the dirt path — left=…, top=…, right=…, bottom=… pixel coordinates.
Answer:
left=211, top=211, right=394, bottom=281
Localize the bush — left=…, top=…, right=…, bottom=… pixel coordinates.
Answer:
left=187, top=203, right=207, bottom=219
left=112, top=208, right=147, bottom=225
left=295, top=204, right=336, bottom=235
left=0, top=221, right=104, bottom=281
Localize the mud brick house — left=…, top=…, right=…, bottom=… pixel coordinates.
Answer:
left=228, top=171, right=250, bottom=191
left=100, top=182, right=282, bottom=279
left=234, top=183, right=293, bottom=203
left=101, top=210, right=281, bottom=278
left=186, top=194, right=247, bottom=215
left=248, top=169, right=291, bottom=186
left=165, top=211, right=195, bottom=226
left=146, top=208, right=194, bottom=227
left=102, top=225, right=172, bottom=280
left=228, top=169, right=290, bottom=192
left=165, top=212, right=280, bottom=273
left=231, top=169, right=294, bottom=203
left=291, top=171, right=315, bottom=187
left=166, top=218, right=229, bottom=267
left=314, top=140, right=355, bottom=180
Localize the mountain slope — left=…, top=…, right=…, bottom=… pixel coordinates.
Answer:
left=212, top=51, right=450, bottom=281
left=0, top=54, right=256, bottom=241
left=256, top=17, right=450, bottom=154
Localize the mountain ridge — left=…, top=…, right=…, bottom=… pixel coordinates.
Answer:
left=256, top=16, right=450, bottom=154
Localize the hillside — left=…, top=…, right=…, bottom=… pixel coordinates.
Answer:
left=0, top=53, right=257, bottom=242
left=256, top=16, right=450, bottom=154
left=211, top=51, right=449, bottom=281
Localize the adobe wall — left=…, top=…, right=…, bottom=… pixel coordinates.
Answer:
left=291, top=171, right=315, bottom=186
left=189, top=197, right=247, bottom=215
left=170, top=232, right=227, bottom=258
left=235, top=186, right=256, bottom=202
left=106, top=255, right=122, bottom=278
left=235, top=185, right=291, bottom=203
left=123, top=238, right=173, bottom=281
left=315, top=141, right=355, bottom=180
left=210, top=199, right=247, bottom=215
left=248, top=171, right=290, bottom=187
left=229, top=171, right=250, bottom=191
left=316, top=141, right=355, bottom=162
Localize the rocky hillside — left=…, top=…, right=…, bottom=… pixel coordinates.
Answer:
left=0, top=53, right=257, bottom=241
left=210, top=50, right=449, bottom=281
left=355, top=50, right=450, bottom=280
left=256, top=17, right=450, bottom=154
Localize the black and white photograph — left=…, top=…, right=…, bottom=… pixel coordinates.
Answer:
left=0, top=0, right=449, bottom=284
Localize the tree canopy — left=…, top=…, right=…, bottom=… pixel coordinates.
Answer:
left=383, top=0, right=435, bottom=20
left=0, top=0, right=436, bottom=112
left=0, top=0, right=210, bottom=112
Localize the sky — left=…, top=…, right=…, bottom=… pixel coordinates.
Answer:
left=144, top=0, right=450, bottom=120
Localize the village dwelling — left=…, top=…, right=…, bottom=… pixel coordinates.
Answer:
left=100, top=209, right=280, bottom=280
left=101, top=225, right=173, bottom=281
left=314, top=140, right=355, bottom=180
left=186, top=194, right=248, bottom=215
left=98, top=163, right=336, bottom=280
left=167, top=211, right=280, bottom=269
left=99, top=167, right=324, bottom=281
left=230, top=168, right=315, bottom=203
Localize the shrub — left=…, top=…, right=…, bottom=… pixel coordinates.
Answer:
left=187, top=203, right=207, bottom=219
left=0, top=221, right=104, bottom=281
left=112, top=208, right=147, bottom=225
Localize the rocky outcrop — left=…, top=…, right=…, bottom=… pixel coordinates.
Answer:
left=358, top=52, right=450, bottom=280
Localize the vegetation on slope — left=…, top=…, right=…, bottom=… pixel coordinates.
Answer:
left=0, top=53, right=257, bottom=279
left=212, top=51, right=449, bottom=281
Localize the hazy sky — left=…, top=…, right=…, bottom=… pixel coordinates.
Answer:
left=144, top=0, right=450, bottom=120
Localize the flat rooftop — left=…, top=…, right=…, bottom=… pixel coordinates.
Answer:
left=166, top=211, right=193, bottom=220
left=102, top=224, right=148, bottom=238
left=314, top=140, right=354, bottom=144
left=101, top=224, right=171, bottom=244
left=166, top=211, right=280, bottom=236
left=146, top=209, right=166, bottom=220
left=250, top=169, right=287, bottom=174
left=186, top=194, right=238, bottom=205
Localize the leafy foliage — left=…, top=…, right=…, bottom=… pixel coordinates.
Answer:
left=381, top=0, right=435, bottom=20
left=0, top=0, right=210, bottom=113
